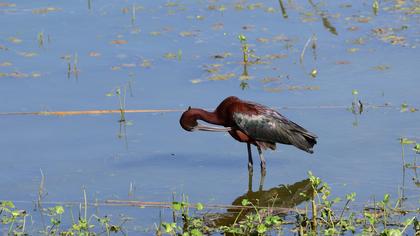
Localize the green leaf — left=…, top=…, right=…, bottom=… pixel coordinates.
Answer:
left=383, top=194, right=390, bottom=204
left=1, top=201, right=15, bottom=208
left=401, top=103, right=408, bottom=112
left=172, top=201, right=181, bottom=211
left=346, top=192, right=356, bottom=201
left=195, top=203, right=204, bottom=211
left=257, top=224, right=267, bottom=233
left=54, top=205, right=64, bottom=215
left=400, top=138, right=415, bottom=145
left=310, top=69, right=318, bottom=78
left=241, top=199, right=250, bottom=206
left=11, top=210, right=25, bottom=217
left=413, top=143, right=420, bottom=153
left=191, top=229, right=203, bottom=236
left=381, top=228, right=402, bottom=236
left=238, top=34, right=247, bottom=42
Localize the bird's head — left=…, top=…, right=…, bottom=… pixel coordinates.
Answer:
left=179, top=106, right=232, bottom=132
left=180, top=106, right=197, bottom=132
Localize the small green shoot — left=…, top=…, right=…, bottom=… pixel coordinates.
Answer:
left=238, top=34, right=249, bottom=64
left=372, top=0, right=379, bottom=15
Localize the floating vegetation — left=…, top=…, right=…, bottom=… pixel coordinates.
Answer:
left=18, top=51, right=37, bottom=57
left=347, top=26, right=359, bottom=31
left=149, top=31, right=162, bottom=36
left=32, top=7, right=61, bottom=14
left=264, top=85, right=320, bottom=93
left=139, top=59, right=152, bottom=68
left=265, top=53, right=287, bottom=60
left=372, top=64, right=390, bottom=71
left=335, top=60, right=351, bottom=65
left=208, top=73, right=235, bottom=81
left=8, top=36, right=22, bottom=44
left=351, top=37, right=366, bottom=45
left=357, top=16, right=371, bottom=23
left=163, top=52, right=177, bottom=59
left=211, top=22, right=224, bottom=30
left=110, top=39, right=128, bottom=45
left=0, top=3, right=16, bottom=7
left=213, top=52, right=232, bottom=59
left=0, top=71, right=39, bottom=79
left=0, top=61, right=12, bottom=67
left=190, top=79, right=202, bottom=84
left=256, top=37, right=270, bottom=43
left=203, top=64, right=222, bottom=74
left=371, top=27, right=408, bottom=45
left=288, top=85, right=320, bottom=91
left=88, top=51, right=101, bottom=57
left=400, top=102, right=418, bottom=113
left=347, top=48, right=359, bottom=53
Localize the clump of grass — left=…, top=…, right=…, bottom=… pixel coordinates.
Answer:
left=64, top=53, right=79, bottom=79
left=350, top=89, right=363, bottom=115
left=0, top=201, right=28, bottom=235
left=106, top=84, right=129, bottom=122
left=1, top=172, right=127, bottom=235
left=157, top=194, right=208, bottom=235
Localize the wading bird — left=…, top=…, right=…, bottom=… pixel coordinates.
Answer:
left=179, top=96, right=317, bottom=171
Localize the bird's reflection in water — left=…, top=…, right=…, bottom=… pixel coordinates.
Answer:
left=206, top=172, right=314, bottom=229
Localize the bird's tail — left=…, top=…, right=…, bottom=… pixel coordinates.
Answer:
left=292, top=131, right=317, bottom=154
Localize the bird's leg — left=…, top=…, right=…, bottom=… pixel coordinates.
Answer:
left=257, top=146, right=266, bottom=173
left=259, top=171, right=265, bottom=191
left=247, top=143, right=253, bottom=172
left=248, top=167, right=253, bottom=192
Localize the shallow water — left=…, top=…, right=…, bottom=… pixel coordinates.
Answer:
left=0, top=0, right=419, bottom=234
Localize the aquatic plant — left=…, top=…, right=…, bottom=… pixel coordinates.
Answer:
left=238, top=34, right=249, bottom=65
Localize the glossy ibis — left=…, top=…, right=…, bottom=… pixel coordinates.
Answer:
left=180, top=96, right=317, bottom=170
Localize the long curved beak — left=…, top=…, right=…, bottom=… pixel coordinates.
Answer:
left=195, top=125, right=232, bottom=132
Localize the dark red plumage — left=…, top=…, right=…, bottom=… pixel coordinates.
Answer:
left=180, top=96, right=318, bottom=170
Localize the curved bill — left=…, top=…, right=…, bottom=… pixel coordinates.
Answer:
left=194, top=124, right=232, bottom=132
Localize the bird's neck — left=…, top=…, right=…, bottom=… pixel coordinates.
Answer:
left=194, top=108, right=224, bottom=126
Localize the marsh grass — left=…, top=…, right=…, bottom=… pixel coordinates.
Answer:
left=106, top=84, right=130, bottom=122
left=4, top=172, right=128, bottom=236
left=1, top=143, right=419, bottom=235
